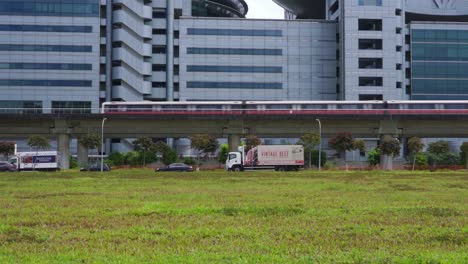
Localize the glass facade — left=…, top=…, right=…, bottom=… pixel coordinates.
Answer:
left=187, top=82, right=283, bottom=89
left=0, top=100, right=42, bottom=113
left=0, top=79, right=92, bottom=87
left=0, top=24, right=92, bottom=33
left=187, top=47, right=282, bottom=56
left=52, top=101, right=92, bottom=113
left=0, top=63, right=92, bottom=70
left=0, top=0, right=99, bottom=17
left=187, top=28, right=282, bottom=37
left=411, top=29, right=468, bottom=99
left=187, top=65, right=282, bottom=73
left=0, top=44, right=92, bottom=52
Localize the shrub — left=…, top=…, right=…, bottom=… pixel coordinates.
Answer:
left=414, top=153, right=428, bottom=166
left=367, top=148, right=381, bottom=166
left=427, top=141, right=450, bottom=155
left=426, top=152, right=460, bottom=166
left=108, top=152, right=125, bottom=166
left=183, top=157, right=196, bottom=166
left=217, top=144, right=229, bottom=164
left=69, top=156, right=78, bottom=169
left=162, top=149, right=178, bottom=165
left=380, top=138, right=401, bottom=157
left=310, top=150, right=327, bottom=168
left=125, top=151, right=142, bottom=166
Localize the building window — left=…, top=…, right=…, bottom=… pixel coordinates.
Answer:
left=0, top=24, right=92, bottom=33
left=358, top=39, right=383, bottom=50
left=187, top=47, right=282, bottom=56
left=187, top=82, right=283, bottom=89
left=187, top=65, right=282, bottom=73
left=152, top=46, right=166, bottom=54
left=358, top=0, right=382, bottom=6
left=0, top=63, right=92, bottom=71
left=0, top=79, right=92, bottom=87
left=359, top=77, right=383, bottom=86
left=358, top=19, right=382, bottom=31
left=359, top=94, right=383, bottom=101
left=187, top=28, right=282, bottom=37
left=358, top=58, right=383, bottom=69
left=0, top=100, right=42, bottom=113
left=153, top=29, right=166, bottom=35
left=152, top=65, right=166, bottom=72
left=153, top=8, right=166, bottom=18
left=0, top=44, right=92, bottom=53
left=52, top=101, right=92, bottom=114
left=0, top=1, right=99, bottom=17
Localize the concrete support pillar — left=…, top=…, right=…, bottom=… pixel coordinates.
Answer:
left=228, top=134, right=241, bottom=152
left=380, top=134, right=393, bottom=171
left=77, top=142, right=88, bottom=167
left=57, top=134, right=70, bottom=170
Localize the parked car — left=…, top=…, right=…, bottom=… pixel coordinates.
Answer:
left=0, top=161, right=17, bottom=172
left=156, top=163, right=194, bottom=172
left=80, top=163, right=111, bottom=172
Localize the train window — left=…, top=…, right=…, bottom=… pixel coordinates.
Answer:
left=195, top=105, right=223, bottom=110
left=444, top=104, right=468, bottom=110
left=408, top=104, right=435, bottom=110
left=265, top=105, right=291, bottom=110
left=300, top=104, right=327, bottom=110
left=127, top=105, right=152, bottom=112
left=336, top=104, right=362, bottom=110
left=387, top=104, right=402, bottom=109
left=161, top=105, right=188, bottom=110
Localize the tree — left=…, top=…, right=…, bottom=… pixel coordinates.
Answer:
left=27, top=135, right=50, bottom=171
left=217, top=144, right=229, bottom=164
left=380, top=138, right=401, bottom=170
left=133, top=137, right=156, bottom=167
left=190, top=134, right=219, bottom=167
left=367, top=148, right=381, bottom=166
left=460, top=142, right=468, bottom=170
left=0, top=141, right=15, bottom=159
left=427, top=141, right=450, bottom=155
left=427, top=141, right=450, bottom=167
left=78, top=134, right=101, bottom=166
left=162, top=148, right=178, bottom=165
left=244, top=135, right=261, bottom=152
left=298, top=133, right=320, bottom=168
left=328, top=132, right=354, bottom=159
left=408, top=137, right=424, bottom=171
left=27, top=135, right=50, bottom=151
left=380, top=138, right=401, bottom=157
left=352, top=139, right=366, bottom=167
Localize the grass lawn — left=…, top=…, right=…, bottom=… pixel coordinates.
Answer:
left=0, top=170, right=466, bottom=263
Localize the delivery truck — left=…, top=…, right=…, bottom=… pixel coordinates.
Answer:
left=10, top=151, right=60, bottom=171
left=226, top=145, right=304, bottom=171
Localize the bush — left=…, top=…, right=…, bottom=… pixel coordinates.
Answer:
left=162, top=149, right=178, bottom=165
left=217, top=144, right=229, bottom=164
left=108, top=152, right=125, bottom=166
left=183, top=157, right=196, bottom=166
left=414, top=153, right=428, bottom=166
left=367, top=148, right=381, bottom=166
left=125, top=151, right=142, bottom=166
left=69, top=156, right=78, bottom=169
left=426, top=152, right=460, bottom=166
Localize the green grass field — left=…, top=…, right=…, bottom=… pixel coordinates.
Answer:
left=0, top=170, right=466, bottom=263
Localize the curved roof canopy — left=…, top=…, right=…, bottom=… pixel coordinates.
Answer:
left=273, top=0, right=325, bottom=19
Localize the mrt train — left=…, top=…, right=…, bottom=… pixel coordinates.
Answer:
left=102, top=101, right=468, bottom=115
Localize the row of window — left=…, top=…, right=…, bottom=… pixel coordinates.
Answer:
left=412, top=43, right=468, bottom=61
left=187, top=28, right=282, bottom=37
left=51, top=101, right=91, bottom=113
left=0, top=24, right=92, bottom=33
left=0, top=79, right=92, bottom=87
left=187, top=82, right=283, bottom=89
left=0, top=44, right=92, bottom=53
left=187, top=47, right=282, bottom=56
left=412, top=62, right=468, bottom=78
left=413, top=79, right=468, bottom=95
left=412, top=29, right=468, bottom=43
left=0, top=62, right=92, bottom=71
left=187, top=65, right=282, bottom=73
left=0, top=1, right=99, bottom=17
left=358, top=0, right=382, bottom=6
left=0, top=100, right=41, bottom=108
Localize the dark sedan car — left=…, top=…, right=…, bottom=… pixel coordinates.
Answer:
left=156, top=163, right=194, bottom=172
left=0, top=161, right=17, bottom=172
left=80, top=163, right=111, bottom=172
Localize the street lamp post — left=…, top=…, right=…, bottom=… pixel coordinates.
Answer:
left=101, top=118, right=108, bottom=172
left=316, top=119, right=322, bottom=171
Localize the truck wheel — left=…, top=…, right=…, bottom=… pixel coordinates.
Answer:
left=233, top=167, right=241, bottom=172
left=278, top=166, right=286, bottom=172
